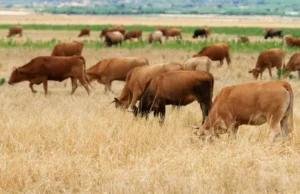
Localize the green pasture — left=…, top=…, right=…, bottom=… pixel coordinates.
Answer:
left=1, top=38, right=300, bottom=53
left=1, top=24, right=300, bottom=37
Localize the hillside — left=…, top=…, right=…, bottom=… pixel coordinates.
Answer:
left=1, top=0, right=300, bottom=16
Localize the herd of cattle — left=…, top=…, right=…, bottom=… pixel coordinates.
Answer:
left=7, top=25, right=300, bottom=48
left=5, top=36, right=299, bottom=141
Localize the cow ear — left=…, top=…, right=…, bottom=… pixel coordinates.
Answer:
left=248, top=69, right=253, bottom=73
left=256, top=68, right=262, bottom=72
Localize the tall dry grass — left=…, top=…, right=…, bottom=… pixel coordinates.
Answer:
left=0, top=48, right=300, bottom=193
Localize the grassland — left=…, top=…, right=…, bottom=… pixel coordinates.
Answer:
left=1, top=15, right=300, bottom=193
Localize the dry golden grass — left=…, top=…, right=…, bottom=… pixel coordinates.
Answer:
left=1, top=46, right=300, bottom=193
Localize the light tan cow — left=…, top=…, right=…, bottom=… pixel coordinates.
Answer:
left=283, top=53, right=300, bottom=78
left=183, top=56, right=212, bottom=72
left=148, top=31, right=163, bottom=44
left=86, top=57, right=149, bottom=92
left=113, top=62, right=184, bottom=112
left=248, top=48, right=284, bottom=79
left=194, top=81, right=293, bottom=140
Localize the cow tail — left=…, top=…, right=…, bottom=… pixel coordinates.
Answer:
left=283, top=83, right=294, bottom=136
left=79, top=56, right=94, bottom=89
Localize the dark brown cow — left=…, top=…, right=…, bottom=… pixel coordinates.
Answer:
left=8, top=56, right=90, bottom=95
left=113, top=62, right=184, bottom=112
left=193, top=43, right=231, bottom=66
left=138, top=71, right=214, bottom=124
left=51, top=41, right=84, bottom=56
left=193, top=28, right=210, bottom=38
left=283, top=53, right=300, bottom=78
left=104, top=31, right=124, bottom=47
left=284, top=35, right=300, bottom=47
left=156, top=27, right=182, bottom=40
left=87, top=56, right=149, bottom=92
left=195, top=81, right=293, bottom=141
left=7, top=26, right=23, bottom=37
left=124, top=30, right=142, bottom=41
left=264, top=28, right=283, bottom=39
left=248, top=48, right=284, bottom=80
left=78, top=28, right=90, bottom=37
left=100, top=25, right=126, bottom=38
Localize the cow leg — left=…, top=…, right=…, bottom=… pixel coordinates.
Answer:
left=71, top=77, right=78, bottom=95
left=29, top=83, right=37, bottom=93
left=268, top=114, right=282, bottom=142
left=280, top=116, right=290, bottom=139
left=200, top=102, right=209, bottom=125
left=43, top=80, right=48, bottom=95
left=298, top=70, right=300, bottom=78
left=260, top=72, right=263, bottom=80
left=104, top=82, right=113, bottom=93
left=128, top=92, right=140, bottom=112
left=218, top=60, right=223, bottom=67
left=158, top=104, right=166, bottom=126
left=78, top=77, right=90, bottom=95
left=268, top=67, right=273, bottom=79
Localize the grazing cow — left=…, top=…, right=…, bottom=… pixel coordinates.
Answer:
left=193, top=28, right=210, bottom=38
left=113, top=62, right=184, bottom=112
left=194, top=81, right=293, bottom=140
left=248, top=48, right=284, bottom=80
left=284, top=35, right=300, bottom=47
left=100, top=25, right=126, bottom=38
left=148, top=31, right=163, bottom=44
left=237, top=35, right=250, bottom=43
left=124, top=30, right=142, bottom=41
left=283, top=53, right=300, bottom=78
left=104, top=31, right=124, bottom=47
left=183, top=56, right=212, bottom=72
left=51, top=41, right=84, bottom=56
left=78, top=28, right=90, bottom=37
left=193, top=43, right=231, bottom=66
left=8, top=56, right=90, bottom=95
left=7, top=26, right=23, bottom=37
left=156, top=27, right=182, bottom=40
left=264, top=28, right=283, bottom=39
left=138, top=71, right=214, bottom=124
left=86, top=56, right=149, bottom=92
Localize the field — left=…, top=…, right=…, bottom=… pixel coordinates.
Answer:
left=1, top=14, right=300, bottom=193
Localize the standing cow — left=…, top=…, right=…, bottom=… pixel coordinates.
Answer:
left=148, top=31, right=163, bottom=44
left=248, top=48, right=284, bottom=80
left=283, top=53, right=300, bottom=78
left=51, top=41, right=84, bottom=56
left=7, top=26, right=23, bottom=37
left=183, top=56, right=212, bottom=72
left=193, top=80, right=293, bottom=141
left=78, top=28, right=90, bottom=37
left=124, top=30, right=142, bottom=41
left=138, top=71, right=214, bottom=124
left=193, top=43, right=231, bottom=66
left=104, top=31, right=124, bottom=47
left=237, top=35, right=250, bottom=43
left=86, top=56, right=149, bottom=92
left=100, top=25, right=125, bottom=38
left=193, top=28, right=210, bottom=38
left=264, top=28, right=283, bottom=39
left=8, top=56, right=90, bottom=95
left=157, top=27, right=182, bottom=40
left=284, top=35, right=300, bottom=48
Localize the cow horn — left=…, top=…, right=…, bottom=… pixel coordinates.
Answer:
left=110, top=100, right=116, bottom=104
left=188, top=125, right=200, bottom=129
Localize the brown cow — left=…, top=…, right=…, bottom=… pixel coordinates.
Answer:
left=113, top=62, right=184, bottom=112
left=284, top=35, right=300, bottom=47
left=237, top=35, right=250, bottom=43
left=51, top=41, right=84, bottom=56
left=194, top=80, right=293, bottom=140
left=104, top=31, right=123, bottom=47
left=7, top=26, right=23, bottom=37
left=100, top=25, right=126, bottom=38
left=148, top=31, right=163, bottom=44
left=264, top=28, right=283, bottom=39
left=193, top=43, right=231, bottom=66
left=138, top=71, right=214, bottom=124
left=86, top=56, right=149, bottom=92
left=283, top=53, right=300, bottom=78
left=156, top=27, right=182, bottom=40
left=124, top=30, right=142, bottom=41
left=183, top=56, right=212, bottom=72
left=8, top=56, right=90, bottom=95
left=78, top=28, right=90, bottom=37
left=248, top=48, right=284, bottom=80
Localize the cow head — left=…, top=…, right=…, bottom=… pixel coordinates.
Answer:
left=8, top=68, right=28, bottom=85
left=111, top=97, right=129, bottom=109
left=248, top=68, right=261, bottom=79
